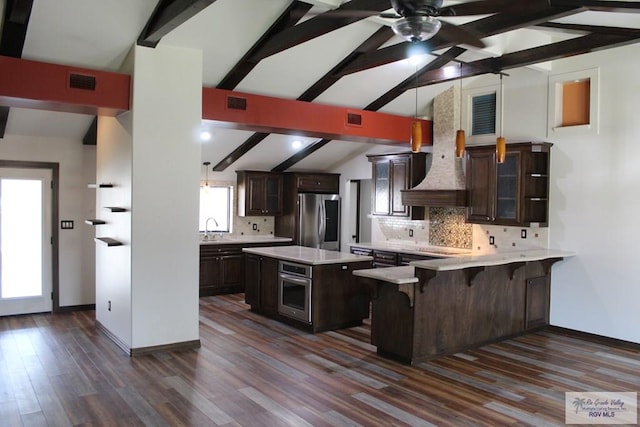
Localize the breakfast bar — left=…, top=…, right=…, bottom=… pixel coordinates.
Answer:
left=353, top=249, right=575, bottom=364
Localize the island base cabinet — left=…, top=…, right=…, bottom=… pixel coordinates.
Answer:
left=368, top=261, right=552, bottom=364
left=312, top=261, right=372, bottom=333
left=244, top=254, right=279, bottom=316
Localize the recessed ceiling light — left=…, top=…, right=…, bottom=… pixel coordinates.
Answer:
left=292, top=140, right=302, bottom=149
left=200, top=131, right=212, bottom=141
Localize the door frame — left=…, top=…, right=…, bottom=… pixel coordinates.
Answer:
left=0, top=160, right=59, bottom=312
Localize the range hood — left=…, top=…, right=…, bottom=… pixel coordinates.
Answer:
left=401, top=86, right=468, bottom=207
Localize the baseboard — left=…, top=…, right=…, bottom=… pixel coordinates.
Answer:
left=95, top=320, right=131, bottom=355
left=55, top=304, right=96, bottom=313
left=546, top=325, right=640, bottom=351
left=130, top=339, right=201, bottom=357
left=96, top=320, right=201, bottom=356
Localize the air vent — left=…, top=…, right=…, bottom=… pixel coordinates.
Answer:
left=346, top=112, right=362, bottom=127
left=227, top=96, right=247, bottom=110
left=69, top=73, right=96, bottom=91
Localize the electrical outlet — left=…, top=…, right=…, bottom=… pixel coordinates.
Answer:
left=252, top=223, right=257, bottom=231
left=489, top=236, right=495, bottom=245
left=521, top=229, right=527, bottom=238
left=108, top=300, right=111, bottom=311
left=409, top=229, right=413, bottom=237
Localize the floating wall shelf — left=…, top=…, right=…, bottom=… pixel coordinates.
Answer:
left=104, top=207, right=127, bottom=212
left=88, top=183, right=114, bottom=188
left=85, top=219, right=107, bottom=225
left=95, top=237, right=123, bottom=247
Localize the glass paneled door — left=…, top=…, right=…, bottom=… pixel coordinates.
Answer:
left=0, top=168, right=52, bottom=316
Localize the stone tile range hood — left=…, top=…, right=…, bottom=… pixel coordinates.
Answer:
left=401, top=86, right=468, bottom=207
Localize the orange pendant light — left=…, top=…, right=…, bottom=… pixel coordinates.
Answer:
left=411, top=120, right=422, bottom=153
left=455, top=63, right=466, bottom=158
left=496, top=73, right=506, bottom=164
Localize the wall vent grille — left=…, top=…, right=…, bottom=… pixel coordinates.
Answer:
left=69, top=73, right=96, bottom=91
left=227, top=96, right=247, bottom=110
left=346, top=112, right=362, bottom=126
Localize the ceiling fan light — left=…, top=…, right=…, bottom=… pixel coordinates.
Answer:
left=391, top=16, right=442, bottom=43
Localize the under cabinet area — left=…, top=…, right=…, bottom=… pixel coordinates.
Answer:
left=236, top=171, right=283, bottom=216
left=367, top=152, right=427, bottom=220
left=349, top=246, right=438, bottom=267
left=466, top=142, right=552, bottom=227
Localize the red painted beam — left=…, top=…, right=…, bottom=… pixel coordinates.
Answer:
left=202, top=87, right=433, bottom=145
left=0, top=55, right=130, bottom=116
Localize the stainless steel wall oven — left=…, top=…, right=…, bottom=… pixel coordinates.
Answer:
left=278, top=261, right=312, bottom=324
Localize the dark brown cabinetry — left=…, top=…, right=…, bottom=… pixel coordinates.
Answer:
left=200, top=240, right=290, bottom=297
left=350, top=246, right=436, bottom=267
left=244, top=253, right=279, bottom=315
left=367, top=152, right=427, bottom=220
left=274, top=172, right=340, bottom=243
left=236, top=171, right=283, bottom=216
left=199, top=245, right=243, bottom=296
left=466, top=142, right=551, bottom=227
left=244, top=255, right=371, bottom=332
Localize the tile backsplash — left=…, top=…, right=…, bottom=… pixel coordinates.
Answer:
left=371, top=208, right=549, bottom=253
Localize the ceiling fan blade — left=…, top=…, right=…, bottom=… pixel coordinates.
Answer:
left=437, top=20, right=486, bottom=48
left=439, top=0, right=512, bottom=16
left=380, top=12, right=402, bottom=19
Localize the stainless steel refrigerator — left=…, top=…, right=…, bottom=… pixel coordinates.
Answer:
left=297, top=193, right=340, bottom=251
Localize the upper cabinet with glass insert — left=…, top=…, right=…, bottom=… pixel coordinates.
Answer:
left=466, top=142, right=552, bottom=227
left=236, top=171, right=283, bottom=216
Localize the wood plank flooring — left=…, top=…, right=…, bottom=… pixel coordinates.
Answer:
left=1, top=293, right=639, bottom=426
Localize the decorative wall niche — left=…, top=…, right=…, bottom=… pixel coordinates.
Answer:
left=548, top=68, right=600, bottom=136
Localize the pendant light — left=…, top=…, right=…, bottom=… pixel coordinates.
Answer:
left=455, top=62, right=466, bottom=158
left=496, top=73, right=506, bottom=164
left=201, top=161, right=211, bottom=190
left=410, top=63, right=422, bottom=153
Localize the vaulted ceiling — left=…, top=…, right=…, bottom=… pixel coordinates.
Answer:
left=1, top=0, right=640, bottom=177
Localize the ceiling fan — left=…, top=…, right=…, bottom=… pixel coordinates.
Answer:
left=316, top=0, right=515, bottom=48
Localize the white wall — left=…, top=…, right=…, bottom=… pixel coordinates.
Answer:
left=0, top=135, right=96, bottom=307
left=545, top=44, right=640, bottom=344
left=129, top=44, right=202, bottom=349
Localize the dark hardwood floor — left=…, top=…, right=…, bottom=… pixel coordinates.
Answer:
left=1, top=294, right=638, bottom=426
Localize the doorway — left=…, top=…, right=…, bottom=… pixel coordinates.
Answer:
left=346, top=179, right=372, bottom=245
left=0, top=161, right=58, bottom=316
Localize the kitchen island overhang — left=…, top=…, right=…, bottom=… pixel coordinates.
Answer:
left=353, top=249, right=575, bottom=365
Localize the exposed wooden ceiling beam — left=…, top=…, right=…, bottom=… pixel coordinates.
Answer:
left=335, top=1, right=582, bottom=77
left=550, top=0, right=640, bottom=12
left=272, top=138, right=332, bottom=172
left=536, top=22, right=640, bottom=36
left=250, top=0, right=390, bottom=61
left=217, top=1, right=313, bottom=90
left=0, top=0, right=34, bottom=138
left=366, top=46, right=467, bottom=111
left=83, top=117, right=97, bottom=146
left=138, top=0, right=217, bottom=48
left=408, top=32, right=640, bottom=88
left=214, top=26, right=394, bottom=172
left=212, top=133, right=270, bottom=172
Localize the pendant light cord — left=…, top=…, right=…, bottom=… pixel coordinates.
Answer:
left=459, top=63, right=463, bottom=129
left=499, top=73, right=504, bottom=138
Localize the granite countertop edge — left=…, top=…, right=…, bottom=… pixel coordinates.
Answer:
left=242, top=245, right=373, bottom=265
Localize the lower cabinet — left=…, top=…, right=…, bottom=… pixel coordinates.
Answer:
left=199, top=245, right=244, bottom=296
left=244, top=253, right=279, bottom=315
left=200, top=240, right=289, bottom=297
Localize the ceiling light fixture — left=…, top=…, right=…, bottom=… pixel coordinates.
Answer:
left=455, top=62, right=466, bottom=158
left=200, top=131, right=212, bottom=142
left=201, top=161, right=211, bottom=189
left=411, top=64, right=422, bottom=153
left=496, top=73, right=506, bottom=164
left=392, top=15, right=441, bottom=43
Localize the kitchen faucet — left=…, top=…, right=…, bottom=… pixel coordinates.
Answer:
left=204, top=217, right=219, bottom=240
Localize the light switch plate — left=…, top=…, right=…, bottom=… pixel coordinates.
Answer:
left=61, top=220, right=74, bottom=229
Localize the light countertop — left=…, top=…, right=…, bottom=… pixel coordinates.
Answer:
left=348, top=242, right=472, bottom=257
left=201, top=235, right=292, bottom=245
left=352, top=249, right=576, bottom=284
left=242, top=245, right=374, bottom=265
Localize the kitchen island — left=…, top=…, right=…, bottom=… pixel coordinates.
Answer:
left=353, top=249, right=575, bottom=364
left=242, top=246, right=373, bottom=332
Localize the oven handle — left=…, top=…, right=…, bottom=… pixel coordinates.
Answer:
left=279, top=272, right=311, bottom=284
